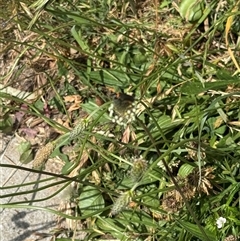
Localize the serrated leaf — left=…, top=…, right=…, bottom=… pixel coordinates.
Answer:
left=78, top=186, right=105, bottom=216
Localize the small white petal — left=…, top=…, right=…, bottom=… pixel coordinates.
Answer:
left=108, top=104, right=114, bottom=111
left=216, top=217, right=226, bottom=229
left=109, top=111, right=114, bottom=117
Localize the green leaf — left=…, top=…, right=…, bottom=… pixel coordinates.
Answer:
left=33, top=99, right=44, bottom=111
left=51, top=146, right=69, bottom=164
left=67, top=13, right=93, bottom=25
left=177, top=220, right=217, bottom=241
left=181, top=79, right=240, bottom=95
left=89, top=69, right=139, bottom=87
left=30, top=0, right=50, bottom=10
left=61, top=161, right=75, bottom=175
left=178, top=163, right=196, bottom=178
left=81, top=101, right=109, bottom=122
left=96, top=217, right=127, bottom=240
left=179, top=0, right=204, bottom=22
left=20, top=149, right=34, bottom=164
left=18, top=141, right=33, bottom=164
left=55, top=238, right=82, bottom=241
left=0, top=114, right=14, bottom=134
left=150, top=115, right=183, bottom=139
left=71, top=26, right=89, bottom=51
left=17, top=141, right=31, bottom=153
left=78, top=186, right=105, bottom=216
left=119, top=209, right=159, bottom=230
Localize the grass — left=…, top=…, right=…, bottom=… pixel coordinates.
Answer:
left=1, top=0, right=240, bottom=240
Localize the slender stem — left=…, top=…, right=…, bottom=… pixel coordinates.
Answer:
left=137, top=117, right=211, bottom=241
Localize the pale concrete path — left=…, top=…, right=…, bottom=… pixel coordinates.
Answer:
left=0, top=134, right=64, bottom=241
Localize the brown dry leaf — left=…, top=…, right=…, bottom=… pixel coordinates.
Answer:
left=59, top=197, right=86, bottom=240
left=145, top=62, right=155, bottom=76
left=121, top=125, right=131, bottom=144
left=64, top=95, right=82, bottom=112
left=162, top=190, right=182, bottom=213
left=128, top=201, right=138, bottom=209
left=107, top=142, right=115, bottom=153
left=95, top=96, right=105, bottom=106
left=156, top=82, right=162, bottom=94
left=54, top=118, right=71, bottom=134
left=130, top=130, right=137, bottom=142
left=103, top=162, right=111, bottom=173
left=120, top=126, right=138, bottom=155
left=225, top=0, right=240, bottom=74
left=69, top=151, right=89, bottom=177
left=228, top=121, right=240, bottom=127
left=92, top=170, right=101, bottom=185
left=64, top=95, right=80, bottom=102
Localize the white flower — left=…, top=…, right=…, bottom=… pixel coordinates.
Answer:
left=108, top=98, right=139, bottom=127
left=216, top=217, right=226, bottom=229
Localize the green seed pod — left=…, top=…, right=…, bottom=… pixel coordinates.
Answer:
left=69, top=119, right=87, bottom=140
left=130, top=157, right=148, bottom=182
left=110, top=191, right=132, bottom=216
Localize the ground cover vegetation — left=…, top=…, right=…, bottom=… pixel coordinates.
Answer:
left=1, top=0, right=240, bottom=240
